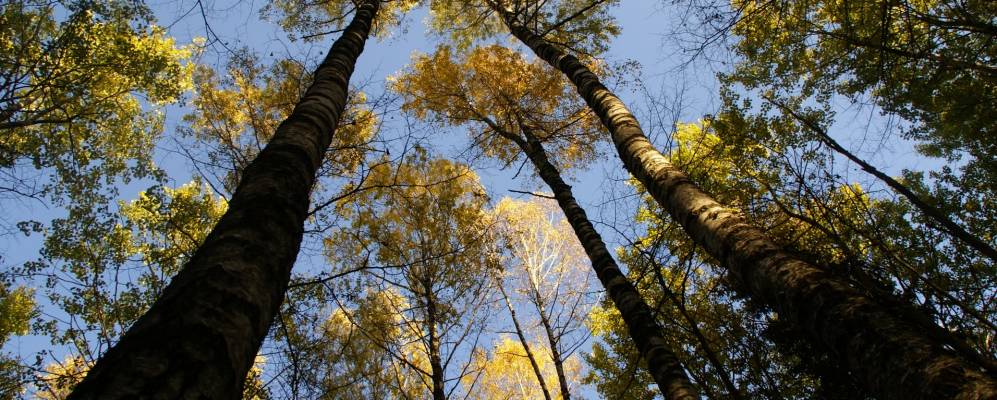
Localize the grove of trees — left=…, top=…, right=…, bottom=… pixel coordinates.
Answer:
left=0, top=0, right=994, bottom=399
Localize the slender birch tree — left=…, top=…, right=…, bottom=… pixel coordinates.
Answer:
left=494, top=197, right=595, bottom=400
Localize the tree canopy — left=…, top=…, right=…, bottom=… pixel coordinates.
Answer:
left=1, top=0, right=994, bottom=399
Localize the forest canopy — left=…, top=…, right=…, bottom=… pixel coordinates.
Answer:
left=0, top=0, right=994, bottom=399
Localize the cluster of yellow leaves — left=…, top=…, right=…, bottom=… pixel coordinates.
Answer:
left=427, top=0, right=505, bottom=51
left=0, top=285, right=35, bottom=344
left=466, top=337, right=582, bottom=400
left=427, top=0, right=621, bottom=56
left=186, top=53, right=376, bottom=192
left=37, top=179, right=225, bottom=348
left=633, top=121, right=771, bottom=250
left=635, top=120, right=882, bottom=265
left=395, top=45, right=563, bottom=124
left=319, top=289, right=426, bottom=398
left=329, top=151, right=491, bottom=271
left=33, top=354, right=269, bottom=399
left=392, top=45, right=600, bottom=172
left=322, top=153, right=497, bottom=398
left=494, top=197, right=577, bottom=249
left=35, top=356, right=91, bottom=400
left=1, top=4, right=197, bottom=207
left=65, top=22, right=195, bottom=105
left=243, top=355, right=272, bottom=400
left=117, top=179, right=228, bottom=276
left=493, top=197, right=590, bottom=302
left=266, top=0, right=420, bottom=40
left=585, top=301, right=621, bottom=344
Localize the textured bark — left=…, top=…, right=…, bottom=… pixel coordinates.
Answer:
left=489, top=121, right=699, bottom=399
left=66, top=2, right=379, bottom=399
left=497, top=282, right=553, bottom=400
left=425, top=280, right=446, bottom=400
left=496, top=8, right=997, bottom=400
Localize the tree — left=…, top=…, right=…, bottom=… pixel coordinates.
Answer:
left=714, top=0, right=997, bottom=200
left=36, top=180, right=225, bottom=362
left=65, top=1, right=381, bottom=397
left=4, top=0, right=995, bottom=398
left=275, top=287, right=425, bottom=399
left=585, top=121, right=876, bottom=399
left=493, top=197, right=595, bottom=400
left=0, top=282, right=34, bottom=398
left=182, top=50, right=378, bottom=197
left=323, top=151, right=496, bottom=399
left=392, top=44, right=699, bottom=399
left=467, top=336, right=584, bottom=400
left=471, top=1, right=996, bottom=398
left=761, top=97, right=997, bottom=262
left=701, top=0, right=997, bottom=340
left=34, top=354, right=270, bottom=400
left=0, top=0, right=194, bottom=223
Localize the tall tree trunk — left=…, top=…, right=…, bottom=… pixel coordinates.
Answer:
left=485, top=117, right=700, bottom=399
left=67, top=2, right=380, bottom=398
left=424, top=279, right=446, bottom=400
left=497, top=280, right=553, bottom=400
left=494, top=6, right=997, bottom=400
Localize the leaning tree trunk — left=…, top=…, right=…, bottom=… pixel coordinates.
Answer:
left=67, top=2, right=379, bottom=398
left=489, top=120, right=700, bottom=399
left=493, top=6, right=997, bottom=400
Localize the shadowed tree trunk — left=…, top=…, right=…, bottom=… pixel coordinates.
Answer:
left=492, top=5, right=997, bottom=399
left=424, top=276, right=447, bottom=400
left=482, top=114, right=700, bottom=400
left=66, top=2, right=380, bottom=398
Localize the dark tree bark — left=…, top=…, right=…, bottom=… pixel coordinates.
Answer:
left=491, top=4, right=997, bottom=400
left=66, top=2, right=380, bottom=398
left=482, top=114, right=700, bottom=399
left=424, top=278, right=447, bottom=400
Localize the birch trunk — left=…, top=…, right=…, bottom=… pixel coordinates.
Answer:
left=425, top=281, right=447, bottom=400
